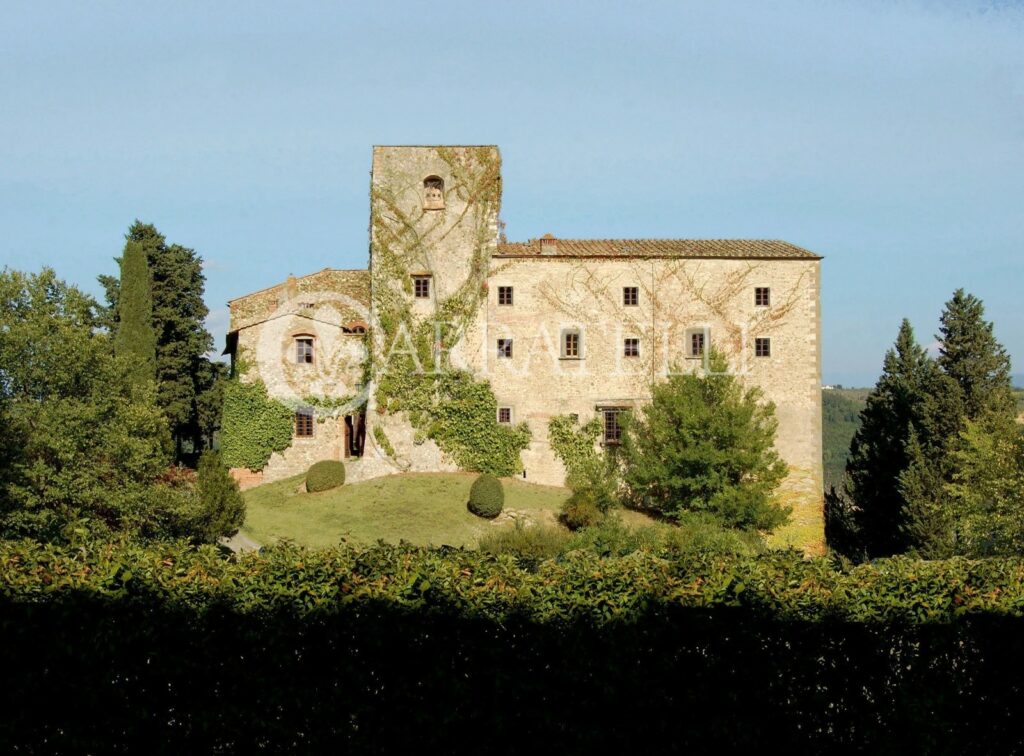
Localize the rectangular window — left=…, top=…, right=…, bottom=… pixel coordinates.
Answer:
left=603, top=409, right=623, bottom=444
left=755, top=287, right=770, bottom=307
left=497, top=406, right=513, bottom=424
left=755, top=337, right=771, bottom=357
left=497, top=338, right=513, bottom=359
left=623, top=286, right=639, bottom=306
left=624, top=337, right=640, bottom=358
left=561, top=329, right=580, bottom=358
left=296, top=337, right=314, bottom=364
left=413, top=275, right=431, bottom=299
left=686, top=328, right=708, bottom=358
left=498, top=286, right=513, bottom=306
left=295, top=409, right=314, bottom=437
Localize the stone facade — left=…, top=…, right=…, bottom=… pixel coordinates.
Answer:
left=225, top=145, right=824, bottom=547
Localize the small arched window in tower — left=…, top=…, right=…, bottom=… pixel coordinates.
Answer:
left=424, top=176, right=444, bottom=210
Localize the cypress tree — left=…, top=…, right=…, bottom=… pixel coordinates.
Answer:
left=100, top=221, right=220, bottom=460
left=834, top=320, right=931, bottom=557
left=113, top=239, right=157, bottom=386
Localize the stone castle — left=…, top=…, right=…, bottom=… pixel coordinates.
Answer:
left=225, top=145, right=824, bottom=543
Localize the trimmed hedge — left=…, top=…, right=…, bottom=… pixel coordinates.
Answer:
left=3, top=541, right=1024, bottom=751
left=467, top=473, right=503, bottom=518
left=305, top=460, right=346, bottom=492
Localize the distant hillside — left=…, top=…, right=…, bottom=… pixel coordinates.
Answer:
left=822, top=389, right=868, bottom=492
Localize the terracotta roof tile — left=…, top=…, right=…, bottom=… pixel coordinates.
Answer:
left=495, top=238, right=821, bottom=260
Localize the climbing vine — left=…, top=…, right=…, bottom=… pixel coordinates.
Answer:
left=370, top=147, right=530, bottom=474
left=220, top=378, right=295, bottom=471
left=548, top=415, right=604, bottom=480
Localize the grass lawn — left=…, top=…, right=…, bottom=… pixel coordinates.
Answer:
left=241, top=472, right=572, bottom=549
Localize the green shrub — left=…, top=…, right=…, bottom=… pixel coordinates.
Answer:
left=478, top=520, right=569, bottom=565
left=306, top=460, right=346, bottom=493
left=561, top=491, right=603, bottom=530
left=467, top=474, right=503, bottom=518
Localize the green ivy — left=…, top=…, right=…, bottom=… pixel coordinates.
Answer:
left=370, top=147, right=530, bottom=474
left=548, top=414, right=603, bottom=479
left=373, top=425, right=396, bottom=458
left=220, top=379, right=295, bottom=471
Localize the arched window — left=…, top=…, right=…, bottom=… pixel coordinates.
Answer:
left=423, top=176, right=444, bottom=210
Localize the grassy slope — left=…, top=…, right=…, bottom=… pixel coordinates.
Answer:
left=242, top=472, right=571, bottom=549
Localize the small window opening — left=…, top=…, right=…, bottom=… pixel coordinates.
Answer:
left=624, top=337, right=640, bottom=358
left=413, top=275, right=431, bottom=299
left=755, top=337, right=772, bottom=357
left=424, top=176, right=445, bottom=209
left=295, top=337, right=314, bottom=364
left=498, top=286, right=513, bottom=306
left=497, top=338, right=513, bottom=359
left=755, top=287, right=771, bottom=307
left=295, top=408, right=315, bottom=437
left=561, top=329, right=581, bottom=359
left=623, top=287, right=639, bottom=306
left=497, top=407, right=513, bottom=424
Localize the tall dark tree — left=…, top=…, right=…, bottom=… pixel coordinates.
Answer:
left=899, top=290, right=1016, bottom=556
left=101, top=221, right=222, bottom=460
left=112, top=239, right=157, bottom=386
left=830, top=292, right=1017, bottom=560
left=935, top=288, right=1015, bottom=424
left=827, top=320, right=935, bottom=558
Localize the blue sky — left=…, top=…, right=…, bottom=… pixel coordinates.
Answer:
left=1, top=0, right=1021, bottom=386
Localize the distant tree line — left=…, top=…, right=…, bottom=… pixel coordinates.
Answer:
left=827, top=289, right=1022, bottom=559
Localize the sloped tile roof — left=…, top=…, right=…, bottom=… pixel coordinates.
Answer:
left=495, top=239, right=821, bottom=260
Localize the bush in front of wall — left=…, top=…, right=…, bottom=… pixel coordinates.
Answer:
left=306, top=460, right=346, bottom=493
left=560, top=491, right=603, bottom=531
left=467, top=474, right=504, bottom=518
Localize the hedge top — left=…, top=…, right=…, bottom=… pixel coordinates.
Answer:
left=3, top=540, right=1024, bottom=626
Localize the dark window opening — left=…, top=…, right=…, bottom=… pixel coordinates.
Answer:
left=603, top=409, right=624, bottom=445
left=755, top=337, right=771, bottom=357
left=624, top=337, right=640, bottom=357
left=413, top=276, right=431, bottom=299
left=623, top=287, right=639, bottom=306
left=497, top=339, right=513, bottom=359
left=296, top=337, right=314, bottom=364
left=498, top=286, right=513, bottom=306
left=562, top=329, right=580, bottom=358
left=497, top=407, right=512, bottom=424
left=687, top=330, right=706, bottom=358
left=424, top=176, right=444, bottom=209
left=295, top=409, right=315, bottom=437
left=755, top=287, right=771, bottom=307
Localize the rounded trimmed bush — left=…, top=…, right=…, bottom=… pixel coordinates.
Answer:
left=305, top=460, right=346, bottom=493
left=467, top=474, right=504, bottom=519
left=560, top=491, right=602, bottom=531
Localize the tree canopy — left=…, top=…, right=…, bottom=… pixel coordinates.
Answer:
left=619, top=350, right=789, bottom=532
left=100, top=221, right=223, bottom=460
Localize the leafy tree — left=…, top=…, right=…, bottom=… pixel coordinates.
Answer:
left=112, top=239, right=157, bottom=385
left=100, top=221, right=222, bottom=459
left=619, top=350, right=789, bottom=531
left=191, top=451, right=245, bottom=542
left=0, top=268, right=173, bottom=541
left=944, top=420, right=1024, bottom=557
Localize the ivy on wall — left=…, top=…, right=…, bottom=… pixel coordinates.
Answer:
left=373, top=426, right=396, bottom=458
left=548, top=414, right=604, bottom=480
left=371, top=147, right=530, bottom=475
left=220, top=378, right=295, bottom=471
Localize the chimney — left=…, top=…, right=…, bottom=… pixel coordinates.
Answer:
left=539, top=233, right=558, bottom=255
